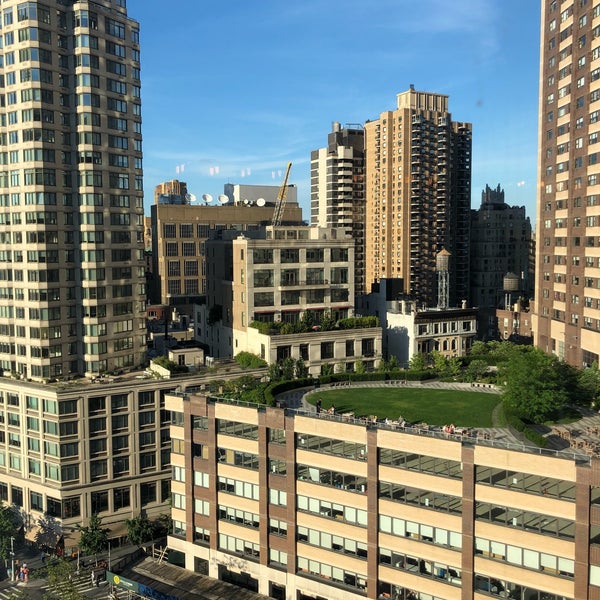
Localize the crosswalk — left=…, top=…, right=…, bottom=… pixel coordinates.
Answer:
left=0, top=568, right=109, bottom=599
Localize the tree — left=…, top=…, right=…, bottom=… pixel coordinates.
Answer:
left=0, top=504, right=21, bottom=566
left=409, top=353, right=426, bottom=372
left=76, top=514, right=108, bottom=564
left=500, top=347, right=570, bottom=422
left=126, top=513, right=154, bottom=546
left=280, top=357, right=295, bottom=381
left=295, top=359, right=309, bottom=379
left=354, top=360, right=366, bottom=374
left=577, top=362, right=600, bottom=407
left=321, top=363, right=334, bottom=376
left=43, top=559, right=82, bottom=600
left=319, top=310, right=336, bottom=332
left=430, top=350, right=449, bottom=377
left=465, top=359, right=488, bottom=383
left=267, top=362, right=282, bottom=382
left=234, top=352, right=267, bottom=369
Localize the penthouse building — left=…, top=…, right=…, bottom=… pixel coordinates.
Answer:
left=0, top=0, right=146, bottom=380
left=167, top=391, right=600, bottom=600
left=364, top=87, right=471, bottom=306
left=535, top=0, right=600, bottom=366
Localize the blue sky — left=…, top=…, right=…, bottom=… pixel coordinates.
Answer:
left=128, top=0, right=541, bottom=224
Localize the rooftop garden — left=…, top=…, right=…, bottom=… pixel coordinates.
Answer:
left=250, top=312, right=379, bottom=335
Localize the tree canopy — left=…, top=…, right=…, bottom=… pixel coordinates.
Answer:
left=76, top=514, right=108, bottom=561
left=126, top=513, right=154, bottom=546
left=499, top=346, right=577, bottom=421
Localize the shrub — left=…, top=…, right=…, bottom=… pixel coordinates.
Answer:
left=235, top=352, right=267, bottom=369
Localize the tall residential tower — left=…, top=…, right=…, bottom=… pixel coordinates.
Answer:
left=535, top=0, right=600, bottom=367
left=364, top=87, right=472, bottom=306
left=0, top=0, right=146, bottom=381
left=311, top=123, right=367, bottom=293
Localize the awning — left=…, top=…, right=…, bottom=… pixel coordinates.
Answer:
left=24, top=525, right=42, bottom=543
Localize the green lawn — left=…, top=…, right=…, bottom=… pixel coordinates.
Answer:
left=308, top=388, right=500, bottom=428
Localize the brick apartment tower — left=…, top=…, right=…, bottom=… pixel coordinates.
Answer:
left=535, top=0, right=600, bottom=367
left=364, top=87, right=472, bottom=307
left=0, top=0, right=146, bottom=380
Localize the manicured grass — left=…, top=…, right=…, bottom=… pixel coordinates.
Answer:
left=308, top=388, right=500, bottom=428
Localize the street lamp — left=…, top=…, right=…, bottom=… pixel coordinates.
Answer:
left=10, top=536, right=14, bottom=582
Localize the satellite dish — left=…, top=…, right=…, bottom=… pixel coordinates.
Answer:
left=185, top=193, right=192, bottom=203
left=189, top=193, right=197, bottom=204
left=218, top=194, right=229, bottom=205
left=256, top=197, right=266, bottom=207
left=243, top=198, right=249, bottom=205
left=202, top=193, right=213, bottom=204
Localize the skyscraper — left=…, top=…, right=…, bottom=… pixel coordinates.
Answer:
left=535, top=0, right=600, bottom=367
left=364, top=87, right=472, bottom=306
left=311, top=122, right=366, bottom=293
left=0, top=0, right=146, bottom=381
left=470, top=184, right=534, bottom=340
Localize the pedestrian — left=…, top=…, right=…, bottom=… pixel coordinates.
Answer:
left=316, top=399, right=322, bottom=413
left=91, top=571, right=96, bottom=587
left=40, top=550, right=46, bottom=564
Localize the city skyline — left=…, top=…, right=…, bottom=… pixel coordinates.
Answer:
left=130, top=0, right=541, bottom=221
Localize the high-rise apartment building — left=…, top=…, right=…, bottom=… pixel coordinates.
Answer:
left=535, top=0, right=600, bottom=367
left=364, top=87, right=472, bottom=306
left=311, top=122, right=367, bottom=293
left=470, top=184, right=533, bottom=339
left=0, top=0, right=146, bottom=381
left=155, top=179, right=188, bottom=205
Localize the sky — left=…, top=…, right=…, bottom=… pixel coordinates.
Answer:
left=128, top=0, right=541, bottom=224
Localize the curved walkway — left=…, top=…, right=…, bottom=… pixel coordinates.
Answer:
left=276, top=379, right=501, bottom=413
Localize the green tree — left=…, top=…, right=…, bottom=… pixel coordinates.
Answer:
left=295, top=359, right=309, bottom=379
left=465, top=359, right=488, bottom=383
left=321, top=363, right=334, bottom=376
left=0, top=504, right=21, bottom=565
left=43, top=559, right=82, bottom=600
left=500, top=347, right=570, bottom=422
left=469, top=340, right=489, bottom=357
left=281, top=357, right=295, bottom=381
left=267, top=362, right=282, bottom=382
left=354, top=360, right=366, bottom=374
left=234, top=352, right=267, bottom=369
left=577, top=362, right=600, bottom=407
left=319, top=310, right=336, bottom=331
left=387, top=355, right=400, bottom=372
left=409, top=353, right=427, bottom=371
left=447, top=357, right=462, bottom=379
left=76, top=514, right=108, bottom=564
left=126, top=513, right=154, bottom=546
left=430, top=350, right=449, bottom=377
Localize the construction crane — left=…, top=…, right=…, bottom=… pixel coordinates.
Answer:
left=271, top=162, right=292, bottom=227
